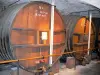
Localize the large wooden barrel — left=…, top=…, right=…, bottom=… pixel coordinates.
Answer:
left=64, top=15, right=95, bottom=60
left=0, top=1, right=65, bottom=72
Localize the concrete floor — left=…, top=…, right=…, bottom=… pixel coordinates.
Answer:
left=55, top=61, right=100, bottom=75
left=0, top=61, right=100, bottom=75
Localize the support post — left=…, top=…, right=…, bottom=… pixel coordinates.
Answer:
left=17, top=60, right=19, bottom=75
left=88, top=12, right=92, bottom=55
left=49, top=0, right=55, bottom=66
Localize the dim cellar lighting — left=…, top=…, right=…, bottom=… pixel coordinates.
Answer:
left=41, top=32, right=48, bottom=40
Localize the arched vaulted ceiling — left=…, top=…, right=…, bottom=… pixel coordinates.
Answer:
left=0, top=0, right=100, bottom=16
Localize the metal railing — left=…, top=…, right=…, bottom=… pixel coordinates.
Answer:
left=0, top=47, right=98, bottom=75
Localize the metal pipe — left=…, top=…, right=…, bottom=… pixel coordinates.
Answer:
left=70, top=9, right=99, bottom=15
left=1, top=0, right=20, bottom=11
left=70, top=10, right=100, bottom=17
left=49, top=0, right=55, bottom=66
left=17, top=60, right=19, bottom=75
left=8, top=0, right=20, bottom=7
left=88, top=12, right=92, bottom=55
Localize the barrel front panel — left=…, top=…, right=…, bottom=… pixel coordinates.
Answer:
left=10, top=2, right=65, bottom=71
left=72, top=17, right=95, bottom=59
